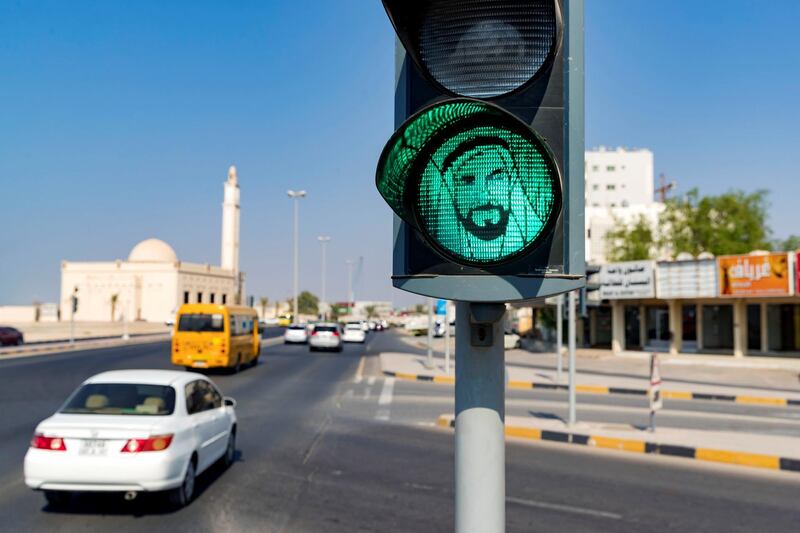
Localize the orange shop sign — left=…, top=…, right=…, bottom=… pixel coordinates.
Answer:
left=717, top=253, right=791, bottom=296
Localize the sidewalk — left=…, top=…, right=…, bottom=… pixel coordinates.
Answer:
left=380, top=350, right=800, bottom=406
left=436, top=414, right=800, bottom=474
left=392, top=334, right=800, bottom=403
left=0, top=333, right=171, bottom=359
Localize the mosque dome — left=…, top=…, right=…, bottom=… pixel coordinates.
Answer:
left=128, top=238, right=178, bottom=263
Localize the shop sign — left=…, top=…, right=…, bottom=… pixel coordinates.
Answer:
left=656, top=259, right=717, bottom=299
left=599, top=261, right=656, bottom=299
left=717, top=253, right=791, bottom=297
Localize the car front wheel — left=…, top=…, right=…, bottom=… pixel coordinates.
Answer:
left=168, top=458, right=196, bottom=508
left=44, top=490, right=72, bottom=508
left=222, top=430, right=236, bottom=468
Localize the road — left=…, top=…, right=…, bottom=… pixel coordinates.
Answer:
left=0, top=330, right=798, bottom=532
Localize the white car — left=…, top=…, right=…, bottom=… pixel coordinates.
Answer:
left=283, top=324, right=308, bottom=344
left=309, top=323, right=343, bottom=352
left=342, top=323, right=367, bottom=343
left=24, top=370, right=237, bottom=508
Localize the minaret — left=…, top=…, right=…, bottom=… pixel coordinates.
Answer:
left=221, top=165, right=240, bottom=274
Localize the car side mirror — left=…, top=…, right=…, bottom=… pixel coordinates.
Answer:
left=223, top=397, right=237, bottom=408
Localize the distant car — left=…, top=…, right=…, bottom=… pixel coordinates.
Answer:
left=359, top=320, right=369, bottom=333
left=24, top=369, right=237, bottom=509
left=374, top=322, right=385, bottom=332
left=504, top=331, right=521, bottom=350
left=0, top=327, right=23, bottom=346
left=283, top=324, right=308, bottom=344
left=309, top=323, right=343, bottom=352
left=342, top=323, right=367, bottom=343
left=263, top=317, right=279, bottom=326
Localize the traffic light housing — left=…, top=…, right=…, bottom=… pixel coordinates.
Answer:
left=378, top=0, right=585, bottom=302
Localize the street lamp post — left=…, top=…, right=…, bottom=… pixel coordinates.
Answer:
left=318, top=236, right=330, bottom=319
left=345, top=259, right=355, bottom=312
left=287, top=190, right=307, bottom=322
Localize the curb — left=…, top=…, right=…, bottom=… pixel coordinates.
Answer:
left=436, top=415, right=800, bottom=474
left=383, top=371, right=800, bottom=407
left=0, top=334, right=171, bottom=359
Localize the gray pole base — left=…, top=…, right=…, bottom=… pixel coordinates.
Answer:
left=455, top=301, right=505, bottom=533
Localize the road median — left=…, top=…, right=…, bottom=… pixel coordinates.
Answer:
left=436, top=414, right=800, bottom=474
left=381, top=352, right=800, bottom=407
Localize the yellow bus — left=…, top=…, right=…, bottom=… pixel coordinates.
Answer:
left=277, top=313, right=293, bottom=327
left=172, top=304, right=260, bottom=372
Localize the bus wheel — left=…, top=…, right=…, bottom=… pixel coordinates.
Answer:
left=234, top=356, right=242, bottom=374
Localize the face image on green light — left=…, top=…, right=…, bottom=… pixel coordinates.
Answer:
left=417, top=126, right=557, bottom=263
left=376, top=100, right=560, bottom=266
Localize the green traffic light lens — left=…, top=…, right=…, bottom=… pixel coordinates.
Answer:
left=376, top=99, right=561, bottom=266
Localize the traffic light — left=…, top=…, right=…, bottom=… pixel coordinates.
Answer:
left=377, top=0, right=585, bottom=302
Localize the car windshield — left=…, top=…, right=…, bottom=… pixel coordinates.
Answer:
left=288, top=325, right=306, bottom=331
left=60, top=383, right=176, bottom=415
left=345, top=324, right=361, bottom=330
left=178, top=313, right=225, bottom=332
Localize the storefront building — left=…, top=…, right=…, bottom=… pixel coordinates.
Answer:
left=600, top=253, right=800, bottom=358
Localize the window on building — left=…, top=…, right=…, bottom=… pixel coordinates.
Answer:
left=592, top=184, right=599, bottom=191
left=607, top=184, right=616, bottom=190
left=621, top=200, right=629, bottom=207
left=592, top=165, right=599, bottom=171
left=587, top=229, right=592, bottom=238
left=197, top=292, right=202, bottom=304
left=592, top=202, right=599, bottom=207
left=610, top=203, right=616, bottom=207
left=606, top=165, right=615, bottom=171
left=183, top=291, right=189, bottom=304
left=222, top=294, right=227, bottom=305
left=210, top=293, right=215, bottom=304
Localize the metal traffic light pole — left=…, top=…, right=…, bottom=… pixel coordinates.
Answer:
left=455, top=302, right=505, bottom=533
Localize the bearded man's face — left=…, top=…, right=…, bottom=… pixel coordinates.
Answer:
left=450, top=148, right=512, bottom=241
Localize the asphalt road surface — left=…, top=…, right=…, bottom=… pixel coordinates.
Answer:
left=0, top=330, right=798, bottom=532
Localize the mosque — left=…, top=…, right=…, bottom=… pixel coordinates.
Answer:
left=60, top=166, right=244, bottom=323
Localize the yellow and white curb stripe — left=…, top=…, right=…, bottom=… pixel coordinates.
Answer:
left=436, top=415, right=800, bottom=473
left=383, top=371, right=799, bottom=407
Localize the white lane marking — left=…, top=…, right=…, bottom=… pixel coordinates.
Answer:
left=378, top=377, right=395, bottom=405
left=376, top=377, right=395, bottom=420
left=506, top=496, right=622, bottom=520
left=354, top=355, right=365, bottom=383
left=367, top=376, right=376, bottom=386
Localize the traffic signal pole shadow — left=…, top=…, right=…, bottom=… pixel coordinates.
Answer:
left=455, top=302, right=506, bottom=533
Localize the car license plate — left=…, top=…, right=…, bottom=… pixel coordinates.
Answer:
left=79, top=439, right=107, bottom=456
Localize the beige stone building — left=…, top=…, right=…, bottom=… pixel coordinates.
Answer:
left=60, top=167, right=244, bottom=323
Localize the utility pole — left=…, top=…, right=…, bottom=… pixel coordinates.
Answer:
left=445, top=301, right=452, bottom=373
left=556, top=294, right=564, bottom=383
left=568, top=290, right=577, bottom=426
left=69, top=286, right=78, bottom=345
left=427, top=298, right=434, bottom=368
left=287, top=190, right=306, bottom=322
left=317, top=236, right=330, bottom=319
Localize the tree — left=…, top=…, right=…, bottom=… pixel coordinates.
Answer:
left=605, top=214, right=657, bottom=261
left=110, top=293, right=119, bottom=322
left=659, top=188, right=771, bottom=257
left=297, top=291, right=319, bottom=315
left=365, top=305, right=377, bottom=320
left=773, top=235, right=800, bottom=252
left=259, top=297, right=269, bottom=318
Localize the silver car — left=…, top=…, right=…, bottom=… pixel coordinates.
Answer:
left=309, top=323, right=343, bottom=352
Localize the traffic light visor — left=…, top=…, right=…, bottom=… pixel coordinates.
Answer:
left=384, top=0, right=559, bottom=99
left=376, top=99, right=561, bottom=266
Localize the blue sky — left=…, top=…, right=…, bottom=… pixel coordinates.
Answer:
left=2, top=1, right=798, bottom=306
